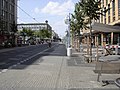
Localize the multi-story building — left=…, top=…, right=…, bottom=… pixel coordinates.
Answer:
left=100, top=0, right=120, bottom=25
left=82, top=0, right=120, bottom=47
left=17, top=23, right=52, bottom=32
left=0, top=0, right=17, bottom=47
left=17, top=23, right=52, bottom=40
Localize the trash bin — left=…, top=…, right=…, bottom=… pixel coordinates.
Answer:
left=67, top=48, right=72, bottom=56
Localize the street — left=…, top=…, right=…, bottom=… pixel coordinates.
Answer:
left=0, top=43, right=66, bottom=70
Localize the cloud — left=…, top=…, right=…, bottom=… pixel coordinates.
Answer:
left=34, top=7, right=40, bottom=13
left=40, top=0, right=74, bottom=16
left=51, top=19, right=67, bottom=37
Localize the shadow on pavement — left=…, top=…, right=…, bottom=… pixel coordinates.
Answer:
left=8, top=44, right=67, bottom=70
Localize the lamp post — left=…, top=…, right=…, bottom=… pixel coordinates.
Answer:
left=65, top=13, right=72, bottom=56
left=65, top=13, right=71, bottom=47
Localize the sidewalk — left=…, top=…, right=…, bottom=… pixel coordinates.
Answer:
left=71, top=48, right=120, bottom=89
left=0, top=47, right=119, bottom=89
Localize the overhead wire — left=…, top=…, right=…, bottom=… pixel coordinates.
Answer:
left=8, top=0, right=39, bottom=23
left=17, top=5, right=39, bottom=23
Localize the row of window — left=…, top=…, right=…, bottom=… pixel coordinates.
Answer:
left=0, top=0, right=16, bottom=32
left=100, top=0, right=116, bottom=24
left=0, top=0, right=15, bottom=20
left=17, top=24, right=51, bottom=31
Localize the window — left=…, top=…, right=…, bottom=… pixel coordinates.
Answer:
left=112, top=0, right=115, bottom=16
left=113, top=16, right=115, bottom=21
left=104, top=7, right=106, bottom=17
left=108, top=4, right=110, bottom=23
left=108, top=16, right=110, bottom=23
left=108, top=4, right=110, bottom=15
left=105, top=18, right=106, bottom=24
left=106, top=0, right=108, bottom=5
left=101, top=10, right=103, bottom=23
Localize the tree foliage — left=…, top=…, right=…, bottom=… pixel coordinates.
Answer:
left=20, top=28, right=34, bottom=37
left=70, top=0, right=109, bottom=36
left=39, top=29, right=52, bottom=39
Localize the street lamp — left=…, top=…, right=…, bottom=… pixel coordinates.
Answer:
left=65, top=13, right=72, bottom=56
left=65, top=13, right=71, bottom=48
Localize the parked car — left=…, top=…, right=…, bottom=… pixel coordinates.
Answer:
left=2, top=40, right=12, bottom=48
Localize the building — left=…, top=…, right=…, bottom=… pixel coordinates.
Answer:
left=99, top=0, right=120, bottom=25
left=82, top=0, right=120, bottom=47
left=0, top=0, right=17, bottom=47
left=51, top=30, right=59, bottom=41
left=17, top=23, right=52, bottom=43
left=17, top=23, right=52, bottom=31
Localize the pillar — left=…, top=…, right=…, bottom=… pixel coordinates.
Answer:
left=111, top=32, right=113, bottom=45
left=101, top=33, right=104, bottom=46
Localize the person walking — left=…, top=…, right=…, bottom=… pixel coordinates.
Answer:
left=48, top=40, right=51, bottom=48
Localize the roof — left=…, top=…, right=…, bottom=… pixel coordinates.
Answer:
left=17, top=23, right=52, bottom=28
left=17, top=23, right=47, bottom=25
left=92, top=22, right=120, bottom=33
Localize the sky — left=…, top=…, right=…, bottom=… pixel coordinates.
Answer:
left=17, top=0, right=79, bottom=38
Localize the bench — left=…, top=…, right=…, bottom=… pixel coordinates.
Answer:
left=115, top=78, right=120, bottom=88
left=94, top=56, right=120, bottom=87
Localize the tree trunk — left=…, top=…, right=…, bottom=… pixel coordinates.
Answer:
left=89, top=19, right=92, bottom=62
left=87, top=36, right=90, bottom=55
left=78, top=30, right=80, bottom=52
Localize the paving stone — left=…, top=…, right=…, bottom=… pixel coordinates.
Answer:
left=0, top=55, right=119, bottom=90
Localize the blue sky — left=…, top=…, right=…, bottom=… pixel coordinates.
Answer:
left=18, top=0, right=79, bottom=38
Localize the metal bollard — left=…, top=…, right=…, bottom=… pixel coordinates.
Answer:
left=115, top=46, right=118, bottom=55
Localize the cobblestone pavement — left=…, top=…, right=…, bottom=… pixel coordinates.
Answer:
left=0, top=55, right=119, bottom=90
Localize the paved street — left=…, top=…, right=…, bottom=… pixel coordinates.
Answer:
left=0, top=43, right=119, bottom=90
left=0, top=43, right=58, bottom=69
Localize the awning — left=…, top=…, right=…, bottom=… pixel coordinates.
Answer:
left=92, top=22, right=120, bottom=33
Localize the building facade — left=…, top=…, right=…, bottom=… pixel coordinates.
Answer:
left=96, top=0, right=120, bottom=46
left=17, top=23, right=52, bottom=41
left=81, top=0, right=120, bottom=47
left=0, top=0, right=17, bottom=46
left=100, top=0, right=120, bottom=25
left=17, top=23, right=52, bottom=31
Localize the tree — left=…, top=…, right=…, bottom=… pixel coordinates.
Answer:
left=20, top=28, right=35, bottom=44
left=39, top=29, right=52, bottom=39
left=79, top=0, right=109, bottom=61
left=70, top=3, right=88, bottom=51
left=20, top=28, right=34, bottom=37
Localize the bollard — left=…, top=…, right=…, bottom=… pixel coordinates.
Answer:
left=115, top=46, right=118, bottom=55
left=67, top=48, right=72, bottom=56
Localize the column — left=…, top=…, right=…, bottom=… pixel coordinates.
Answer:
left=111, top=32, right=113, bottom=45
left=95, top=35, right=97, bottom=46
left=101, top=33, right=104, bottom=46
